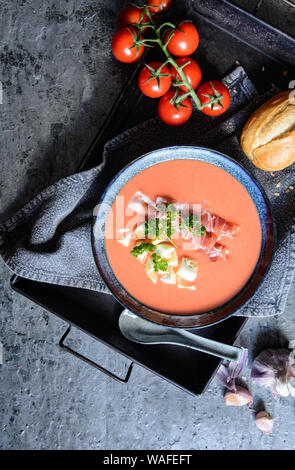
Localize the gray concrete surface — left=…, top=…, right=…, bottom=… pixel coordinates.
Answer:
left=1, top=0, right=295, bottom=450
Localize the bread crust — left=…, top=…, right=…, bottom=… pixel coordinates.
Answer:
left=240, top=91, right=295, bottom=171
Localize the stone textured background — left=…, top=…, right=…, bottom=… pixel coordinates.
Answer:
left=1, top=0, right=295, bottom=450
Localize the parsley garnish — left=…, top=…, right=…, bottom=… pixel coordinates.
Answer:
left=166, top=204, right=177, bottom=237
left=144, top=218, right=159, bottom=238
left=180, top=213, right=206, bottom=236
left=143, top=205, right=206, bottom=242
left=151, top=253, right=169, bottom=272
left=131, top=242, right=156, bottom=258
left=144, top=203, right=177, bottom=239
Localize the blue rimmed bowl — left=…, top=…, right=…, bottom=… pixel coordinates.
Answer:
left=92, top=146, right=275, bottom=329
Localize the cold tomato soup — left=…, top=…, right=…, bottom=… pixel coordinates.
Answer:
left=105, top=159, right=261, bottom=315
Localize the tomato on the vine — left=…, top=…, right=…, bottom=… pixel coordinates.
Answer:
left=138, top=62, right=172, bottom=98
left=197, top=80, right=230, bottom=116
left=111, top=26, right=144, bottom=63
left=147, top=0, right=173, bottom=14
left=117, top=6, right=148, bottom=29
left=170, top=57, right=202, bottom=92
left=164, top=21, right=199, bottom=57
left=158, top=91, right=192, bottom=126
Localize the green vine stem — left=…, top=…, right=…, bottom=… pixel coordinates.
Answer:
left=137, top=4, right=223, bottom=110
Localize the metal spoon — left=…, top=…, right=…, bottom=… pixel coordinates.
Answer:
left=119, top=309, right=242, bottom=362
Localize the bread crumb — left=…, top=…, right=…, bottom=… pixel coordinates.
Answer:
left=283, top=70, right=288, bottom=76
left=274, top=192, right=280, bottom=197
left=289, top=185, right=294, bottom=190
left=235, top=60, right=241, bottom=66
left=233, top=89, right=237, bottom=93
left=276, top=182, right=281, bottom=187
left=286, top=189, right=290, bottom=193
left=261, top=66, right=265, bottom=72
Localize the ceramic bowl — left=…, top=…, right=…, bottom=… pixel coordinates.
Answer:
left=92, top=146, right=275, bottom=328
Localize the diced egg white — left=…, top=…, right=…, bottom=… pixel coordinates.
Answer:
left=146, top=257, right=158, bottom=283
left=167, top=250, right=178, bottom=267
left=177, top=257, right=198, bottom=282
left=155, top=243, right=175, bottom=259
left=151, top=236, right=167, bottom=245
left=137, top=253, right=147, bottom=264
left=177, top=282, right=196, bottom=291
left=147, top=270, right=158, bottom=284
left=160, top=270, right=177, bottom=285
left=134, top=223, right=145, bottom=239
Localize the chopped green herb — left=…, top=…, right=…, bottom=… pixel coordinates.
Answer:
left=157, top=203, right=167, bottom=213
left=143, top=206, right=206, bottom=241
left=145, top=203, right=178, bottom=239
left=151, top=253, right=169, bottom=272
left=166, top=203, right=178, bottom=218
left=179, top=213, right=206, bottom=236
left=166, top=204, right=177, bottom=237
left=200, top=224, right=207, bottom=236
left=131, top=242, right=155, bottom=258
left=144, top=218, right=159, bottom=238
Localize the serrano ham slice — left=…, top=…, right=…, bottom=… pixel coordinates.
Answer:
left=188, top=232, right=228, bottom=260
left=201, top=210, right=239, bottom=239
left=207, top=242, right=229, bottom=261
left=127, top=191, right=238, bottom=261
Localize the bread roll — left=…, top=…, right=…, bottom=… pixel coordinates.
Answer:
left=240, top=91, right=295, bottom=171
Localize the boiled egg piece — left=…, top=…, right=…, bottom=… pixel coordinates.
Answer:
left=160, top=269, right=177, bottom=285
left=151, top=235, right=167, bottom=245
left=167, top=250, right=178, bottom=267
left=155, top=243, right=175, bottom=259
left=177, top=257, right=198, bottom=282
left=146, top=257, right=158, bottom=283
left=177, top=281, right=196, bottom=291
left=134, top=223, right=145, bottom=239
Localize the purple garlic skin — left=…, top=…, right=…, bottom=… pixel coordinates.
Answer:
left=217, top=348, right=248, bottom=391
left=251, top=347, right=295, bottom=398
left=255, top=411, right=273, bottom=435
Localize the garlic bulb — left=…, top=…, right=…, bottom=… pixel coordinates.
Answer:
left=251, top=342, right=295, bottom=398
left=224, top=385, right=253, bottom=407
left=255, top=411, right=273, bottom=435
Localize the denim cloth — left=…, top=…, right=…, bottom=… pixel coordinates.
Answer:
left=0, top=66, right=294, bottom=317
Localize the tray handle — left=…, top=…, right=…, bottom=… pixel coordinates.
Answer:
left=282, top=0, right=295, bottom=7
left=59, top=325, right=133, bottom=383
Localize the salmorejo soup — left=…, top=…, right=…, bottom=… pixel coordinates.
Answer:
left=104, top=159, right=262, bottom=315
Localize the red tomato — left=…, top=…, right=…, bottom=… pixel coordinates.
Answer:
left=164, top=21, right=199, bottom=56
left=170, top=57, right=202, bottom=92
left=117, top=7, right=148, bottom=29
left=111, top=27, right=144, bottom=63
left=138, top=62, right=172, bottom=98
left=197, top=80, right=231, bottom=116
left=158, top=91, right=192, bottom=126
left=148, top=0, right=173, bottom=14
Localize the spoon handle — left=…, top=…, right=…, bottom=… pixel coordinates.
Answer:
left=174, top=330, right=242, bottom=362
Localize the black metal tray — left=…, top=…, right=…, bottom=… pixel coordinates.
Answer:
left=11, top=0, right=295, bottom=395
